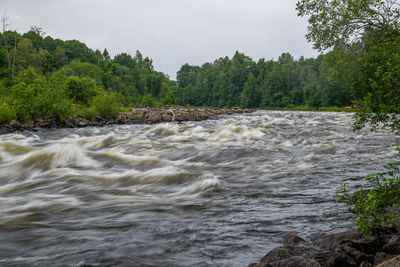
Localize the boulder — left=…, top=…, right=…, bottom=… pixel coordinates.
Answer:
left=375, top=252, right=394, bottom=266
left=0, top=127, right=9, bottom=135
left=161, top=112, right=173, bottom=121
left=259, top=247, right=318, bottom=265
left=261, top=256, right=321, bottom=267
left=377, top=255, right=400, bottom=267
left=9, top=120, right=21, bottom=129
left=23, top=120, right=34, bottom=128
left=35, top=118, right=56, bottom=127
left=314, top=228, right=363, bottom=251
left=145, top=111, right=161, bottom=123
left=259, top=247, right=292, bottom=263
left=320, top=250, right=358, bottom=267
left=383, top=233, right=400, bottom=255
left=95, top=116, right=105, bottom=123
left=282, top=232, right=305, bottom=248
left=114, top=113, right=129, bottom=124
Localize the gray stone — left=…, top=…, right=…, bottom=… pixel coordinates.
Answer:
left=261, top=256, right=321, bottom=267
left=377, top=255, right=400, bottom=267
left=375, top=252, right=394, bottom=265
left=314, top=228, right=363, bottom=251
left=383, top=233, right=400, bottom=255
left=282, top=232, right=305, bottom=248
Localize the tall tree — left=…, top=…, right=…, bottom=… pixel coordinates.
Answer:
left=296, top=0, right=400, bottom=51
left=241, top=73, right=261, bottom=108
left=297, top=0, right=400, bottom=131
left=102, top=48, right=111, bottom=62
left=1, top=15, right=17, bottom=85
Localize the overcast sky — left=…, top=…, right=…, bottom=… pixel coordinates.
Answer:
left=1, top=0, right=317, bottom=79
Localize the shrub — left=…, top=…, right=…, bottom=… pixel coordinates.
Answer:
left=11, top=68, right=73, bottom=122
left=141, top=94, right=157, bottom=107
left=50, top=97, right=73, bottom=122
left=66, top=76, right=102, bottom=104
left=0, top=100, right=17, bottom=124
left=161, top=91, right=176, bottom=106
left=89, top=92, right=121, bottom=119
left=79, top=106, right=97, bottom=121
left=337, top=152, right=400, bottom=237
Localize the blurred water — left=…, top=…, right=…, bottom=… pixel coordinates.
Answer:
left=0, top=111, right=398, bottom=266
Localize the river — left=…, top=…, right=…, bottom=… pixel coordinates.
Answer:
left=0, top=111, right=398, bottom=266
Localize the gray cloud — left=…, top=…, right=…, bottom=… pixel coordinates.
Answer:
left=1, top=0, right=317, bottom=78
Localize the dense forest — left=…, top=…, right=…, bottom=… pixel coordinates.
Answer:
left=0, top=25, right=175, bottom=124
left=174, top=52, right=350, bottom=108
left=0, top=24, right=353, bottom=125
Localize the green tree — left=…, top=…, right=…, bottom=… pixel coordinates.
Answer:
left=141, top=93, right=157, bottom=107
left=161, top=91, right=176, bottom=106
left=241, top=73, right=261, bottom=108
left=23, top=26, right=45, bottom=50
left=59, top=60, right=103, bottom=82
left=90, top=92, right=121, bottom=119
left=11, top=67, right=71, bottom=121
left=0, top=99, right=16, bottom=124
left=296, top=0, right=400, bottom=51
left=54, top=46, right=67, bottom=69
left=177, top=64, right=200, bottom=88
left=63, top=40, right=96, bottom=63
left=66, top=76, right=102, bottom=104
left=16, top=38, right=48, bottom=72
left=297, top=0, right=400, bottom=131
left=1, top=16, right=18, bottom=85
left=102, top=48, right=111, bottom=62
left=114, top=53, right=136, bottom=69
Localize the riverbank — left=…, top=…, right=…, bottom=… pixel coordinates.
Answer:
left=250, top=226, right=400, bottom=267
left=0, top=107, right=254, bottom=135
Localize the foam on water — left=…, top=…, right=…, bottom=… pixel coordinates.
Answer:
left=169, top=174, right=221, bottom=198
left=20, top=143, right=99, bottom=170
left=0, top=142, right=36, bottom=156
left=100, top=151, right=161, bottom=166
left=93, top=166, right=191, bottom=185
left=209, top=125, right=265, bottom=142
left=79, top=133, right=117, bottom=150
left=150, top=123, right=179, bottom=136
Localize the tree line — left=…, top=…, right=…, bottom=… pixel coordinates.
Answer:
left=173, top=51, right=351, bottom=109
left=1, top=13, right=390, bottom=125
left=0, top=22, right=175, bottom=124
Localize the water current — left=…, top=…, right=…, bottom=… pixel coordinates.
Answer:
left=0, top=111, right=399, bottom=266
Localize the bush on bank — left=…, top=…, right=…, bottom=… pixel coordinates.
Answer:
left=337, top=148, right=400, bottom=237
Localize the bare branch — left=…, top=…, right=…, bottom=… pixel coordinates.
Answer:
left=1, top=14, right=17, bottom=85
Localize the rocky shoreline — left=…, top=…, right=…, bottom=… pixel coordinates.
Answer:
left=0, top=107, right=254, bottom=135
left=249, top=227, right=400, bottom=267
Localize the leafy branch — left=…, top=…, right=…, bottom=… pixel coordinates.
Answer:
left=337, top=153, right=400, bottom=237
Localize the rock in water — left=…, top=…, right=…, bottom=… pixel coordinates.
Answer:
left=264, top=256, right=321, bottom=267
left=283, top=232, right=305, bottom=248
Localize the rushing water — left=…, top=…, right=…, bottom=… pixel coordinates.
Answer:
left=0, top=111, right=398, bottom=267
